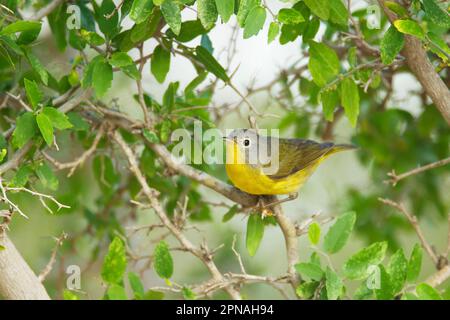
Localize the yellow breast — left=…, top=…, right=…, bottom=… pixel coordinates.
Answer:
left=225, top=140, right=318, bottom=195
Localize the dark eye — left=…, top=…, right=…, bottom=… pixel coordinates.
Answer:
left=243, top=138, right=251, bottom=147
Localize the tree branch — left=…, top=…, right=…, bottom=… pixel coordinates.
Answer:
left=385, top=156, right=450, bottom=186
left=112, top=130, right=242, bottom=300
left=378, top=198, right=440, bottom=266
left=0, top=233, right=50, bottom=299
left=377, top=0, right=450, bottom=125
left=30, top=0, right=65, bottom=21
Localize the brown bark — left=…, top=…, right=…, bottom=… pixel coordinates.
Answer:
left=0, top=234, right=50, bottom=300
left=378, top=0, right=450, bottom=125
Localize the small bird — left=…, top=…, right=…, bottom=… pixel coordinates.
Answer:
left=224, top=129, right=356, bottom=197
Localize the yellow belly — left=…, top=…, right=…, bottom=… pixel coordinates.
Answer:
left=225, top=162, right=318, bottom=195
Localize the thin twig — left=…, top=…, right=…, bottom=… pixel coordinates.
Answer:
left=38, top=232, right=67, bottom=282
left=42, top=125, right=105, bottom=177
left=385, top=156, right=450, bottom=186
left=379, top=198, right=439, bottom=266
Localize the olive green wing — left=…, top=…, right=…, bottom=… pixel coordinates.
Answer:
left=266, top=139, right=334, bottom=180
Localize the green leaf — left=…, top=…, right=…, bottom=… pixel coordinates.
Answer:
left=42, top=107, right=73, bottom=130
left=181, top=287, right=196, bottom=300
left=0, top=21, right=41, bottom=35
left=215, top=0, right=234, bottom=23
left=308, top=41, right=340, bottom=87
left=381, top=25, right=405, bottom=65
left=151, top=45, right=171, bottom=83
left=422, top=0, right=450, bottom=28
left=109, top=52, right=134, bottom=67
left=246, top=213, right=265, bottom=256
left=25, top=50, right=48, bottom=85
left=237, top=0, right=259, bottom=27
left=296, top=281, right=319, bottom=299
left=385, top=1, right=409, bottom=17
left=243, top=6, right=266, bottom=39
left=67, top=112, right=90, bottom=131
left=63, top=290, right=79, bottom=300
left=416, top=283, right=442, bottom=300
left=295, top=262, right=324, bottom=281
left=222, top=204, right=239, bottom=222
left=9, top=165, right=33, bottom=187
left=142, top=290, right=164, bottom=300
left=343, top=241, right=388, bottom=280
left=329, top=0, right=348, bottom=25
left=94, top=0, right=119, bottom=38
left=354, top=282, right=374, bottom=300
left=159, top=120, right=171, bottom=143
left=428, top=32, right=450, bottom=57
left=128, top=9, right=161, bottom=44
left=36, top=113, right=54, bottom=146
left=393, top=19, right=425, bottom=39
left=163, top=82, right=178, bottom=111
left=35, top=162, right=59, bottom=191
left=321, top=88, right=339, bottom=121
left=375, top=265, right=394, bottom=300
left=201, top=34, right=214, bottom=53
left=0, top=148, right=5, bottom=163
left=12, top=112, right=38, bottom=148
left=407, top=244, right=423, bottom=282
left=47, top=4, right=67, bottom=51
left=101, top=237, right=127, bottom=284
left=107, top=284, right=127, bottom=300
left=130, top=0, right=154, bottom=24
left=278, top=8, right=304, bottom=24
left=308, top=222, right=321, bottom=245
left=323, top=211, right=356, bottom=253
left=92, top=59, right=113, bottom=97
left=340, top=77, right=360, bottom=127
left=154, top=241, right=174, bottom=279
left=304, top=0, right=330, bottom=20
left=171, top=20, right=207, bottom=42
left=161, top=0, right=182, bottom=35
left=80, top=30, right=105, bottom=46
left=326, top=267, right=343, bottom=300
left=348, top=47, right=357, bottom=68
left=267, top=22, right=280, bottom=43
left=387, top=249, right=408, bottom=294
left=24, top=78, right=42, bottom=110
left=198, top=0, right=218, bottom=30
left=195, top=46, right=229, bottom=82
left=128, top=272, right=145, bottom=299
left=303, top=17, right=320, bottom=41
left=143, top=128, right=160, bottom=143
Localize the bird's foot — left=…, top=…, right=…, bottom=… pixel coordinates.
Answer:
left=262, top=192, right=299, bottom=209
left=244, top=197, right=274, bottom=218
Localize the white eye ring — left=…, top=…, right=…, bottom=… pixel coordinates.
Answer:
left=243, top=138, right=251, bottom=148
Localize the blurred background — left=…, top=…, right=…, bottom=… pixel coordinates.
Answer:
left=4, top=0, right=450, bottom=299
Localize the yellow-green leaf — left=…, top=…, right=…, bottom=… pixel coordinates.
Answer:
left=154, top=241, right=173, bottom=279
left=36, top=113, right=54, bottom=146
left=340, top=78, right=360, bottom=127
left=246, top=213, right=265, bottom=256
left=393, top=19, right=425, bottom=39
left=101, top=237, right=127, bottom=284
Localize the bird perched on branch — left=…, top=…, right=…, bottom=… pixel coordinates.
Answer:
left=224, top=129, right=356, bottom=202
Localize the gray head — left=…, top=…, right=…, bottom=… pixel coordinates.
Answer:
left=226, top=129, right=260, bottom=153
left=226, top=129, right=277, bottom=172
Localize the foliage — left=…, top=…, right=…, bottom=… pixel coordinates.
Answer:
left=0, top=0, right=449, bottom=300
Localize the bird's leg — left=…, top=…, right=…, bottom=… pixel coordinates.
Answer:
left=262, top=192, right=299, bottom=210
left=244, top=196, right=274, bottom=218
